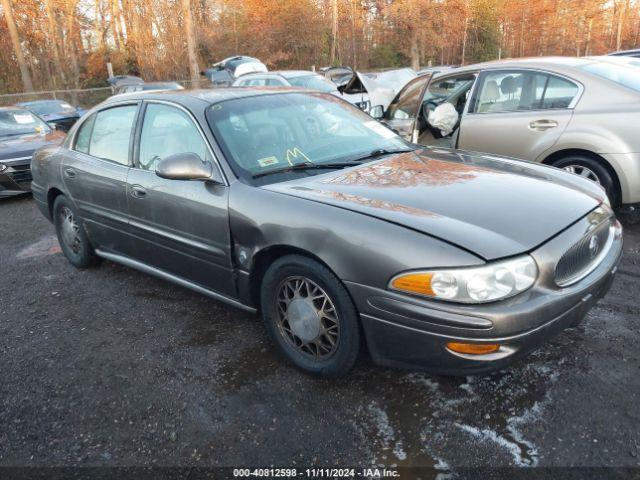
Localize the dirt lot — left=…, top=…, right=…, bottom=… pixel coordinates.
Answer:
left=1, top=195, right=639, bottom=476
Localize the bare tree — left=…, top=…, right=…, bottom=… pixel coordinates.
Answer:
left=1, top=0, right=34, bottom=91
left=181, top=0, right=200, bottom=81
left=330, top=0, right=338, bottom=65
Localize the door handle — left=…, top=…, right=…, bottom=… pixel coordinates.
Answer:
left=63, top=167, right=76, bottom=178
left=130, top=185, right=146, bottom=199
left=529, top=119, right=558, bottom=131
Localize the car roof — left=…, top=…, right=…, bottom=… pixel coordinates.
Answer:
left=103, top=86, right=308, bottom=106
left=239, top=70, right=316, bottom=79
left=431, top=55, right=636, bottom=78
left=608, top=49, right=640, bottom=56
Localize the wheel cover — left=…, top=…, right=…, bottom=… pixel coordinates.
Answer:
left=59, top=206, right=82, bottom=255
left=275, top=276, right=340, bottom=360
left=562, top=164, right=602, bottom=184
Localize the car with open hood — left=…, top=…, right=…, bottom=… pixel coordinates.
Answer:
left=30, top=88, right=622, bottom=376
left=0, top=106, right=65, bottom=198
left=370, top=56, right=640, bottom=209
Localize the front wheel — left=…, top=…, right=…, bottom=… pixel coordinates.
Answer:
left=53, top=195, right=100, bottom=268
left=551, top=155, right=617, bottom=205
left=260, top=255, right=361, bottom=377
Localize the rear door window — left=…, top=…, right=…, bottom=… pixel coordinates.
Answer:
left=473, top=70, right=579, bottom=113
left=74, top=114, right=96, bottom=154
left=87, top=105, right=137, bottom=165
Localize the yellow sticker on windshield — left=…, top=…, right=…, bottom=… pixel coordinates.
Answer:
left=285, top=147, right=311, bottom=165
left=257, top=156, right=279, bottom=167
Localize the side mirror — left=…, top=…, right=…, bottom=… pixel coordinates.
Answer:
left=369, top=105, right=384, bottom=119
left=155, top=152, right=223, bottom=183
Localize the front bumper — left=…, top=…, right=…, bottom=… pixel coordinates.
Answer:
left=347, top=216, right=623, bottom=376
left=0, top=157, right=32, bottom=197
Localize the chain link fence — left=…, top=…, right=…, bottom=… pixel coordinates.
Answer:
left=0, top=78, right=215, bottom=110
left=0, top=87, right=113, bottom=109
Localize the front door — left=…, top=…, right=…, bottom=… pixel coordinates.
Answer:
left=126, top=101, right=235, bottom=296
left=61, top=103, right=139, bottom=253
left=458, top=69, right=580, bottom=160
left=382, top=75, right=431, bottom=141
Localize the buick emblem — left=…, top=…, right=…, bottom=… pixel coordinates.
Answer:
left=588, top=235, right=600, bottom=258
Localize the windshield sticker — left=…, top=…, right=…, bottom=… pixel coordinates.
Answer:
left=257, top=156, right=279, bottom=167
left=13, top=114, right=35, bottom=125
left=285, top=147, right=311, bottom=165
left=364, top=121, right=397, bottom=139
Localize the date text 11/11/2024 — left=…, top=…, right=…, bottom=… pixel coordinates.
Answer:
left=232, top=467, right=400, bottom=477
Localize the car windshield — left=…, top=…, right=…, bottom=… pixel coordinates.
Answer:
left=579, top=61, right=640, bottom=92
left=206, top=92, right=410, bottom=182
left=26, top=101, right=74, bottom=115
left=0, top=109, right=50, bottom=138
left=288, top=75, right=337, bottom=93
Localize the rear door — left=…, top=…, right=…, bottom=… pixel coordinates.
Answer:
left=381, top=75, right=431, bottom=141
left=62, top=102, right=139, bottom=253
left=458, top=69, right=580, bottom=159
left=125, top=101, right=235, bottom=296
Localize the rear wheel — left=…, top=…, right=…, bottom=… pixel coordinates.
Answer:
left=53, top=195, right=100, bottom=268
left=260, top=255, right=361, bottom=377
left=551, top=155, right=617, bottom=204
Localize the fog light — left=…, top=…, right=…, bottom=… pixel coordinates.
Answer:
left=446, top=342, right=500, bottom=355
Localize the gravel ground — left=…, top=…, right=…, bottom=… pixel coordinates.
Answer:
left=1, top=196, right=639, bottom=476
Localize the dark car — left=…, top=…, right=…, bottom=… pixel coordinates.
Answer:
left=16, top=99, right=86, bottom=132
left=0, top=107, right=65, bottom=197
left=608, top=49, right=640, bottom=58
left=31, top=89, right=622, bottom=376
left=201, top=56, right=268, bottom=86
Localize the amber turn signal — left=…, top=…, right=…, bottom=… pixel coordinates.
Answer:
left=446, top=342, right=500, bottom=355
left=390, top=272, right=434, bottom=296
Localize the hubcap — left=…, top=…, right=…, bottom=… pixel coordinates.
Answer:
left=275, top=276, right=340, bottom=360
left=59, top=206, right=82, bottom=255
left=562, top=165, right=601, bottom=184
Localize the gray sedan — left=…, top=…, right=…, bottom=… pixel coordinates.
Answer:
left=31, top=88, right=622, bottom=376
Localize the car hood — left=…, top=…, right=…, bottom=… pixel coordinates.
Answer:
left=263, top=148, right=604, bottom=260
left=0, top=131, right=66, bottom=161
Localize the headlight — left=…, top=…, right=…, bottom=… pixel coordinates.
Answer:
left=0, top=163, right=7, bottom=173
left=389, top=255, right=538, bottom=304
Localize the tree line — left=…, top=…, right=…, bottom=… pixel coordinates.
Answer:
left=1, top=0, right=639, bottom=94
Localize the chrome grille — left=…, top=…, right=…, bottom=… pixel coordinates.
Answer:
left=555, top=219, right=612, bottom=287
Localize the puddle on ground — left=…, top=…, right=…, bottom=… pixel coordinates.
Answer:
left=350, top=342, right=573, bottom=472
left=15, top=235, right=61, bottom=259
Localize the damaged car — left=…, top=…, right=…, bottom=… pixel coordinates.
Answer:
left=339, top=68, right=417, bottom=113
left=31, top=88, right=622, bottom=376
left=371, top=56, right=640, bottom=207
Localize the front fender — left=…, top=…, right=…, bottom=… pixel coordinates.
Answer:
left=228, top=182, right=483, bottom=304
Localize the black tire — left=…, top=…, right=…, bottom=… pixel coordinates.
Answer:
left=551, top=155, right=618, bottom=205
left=260, top=255, right=361, bottom=377
left=53, top=195, right=100, bottom=268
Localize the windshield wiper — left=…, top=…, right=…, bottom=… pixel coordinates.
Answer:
left=346, top=147, right=415, bottom=163
left=252, top=161, right=360, bottom=179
